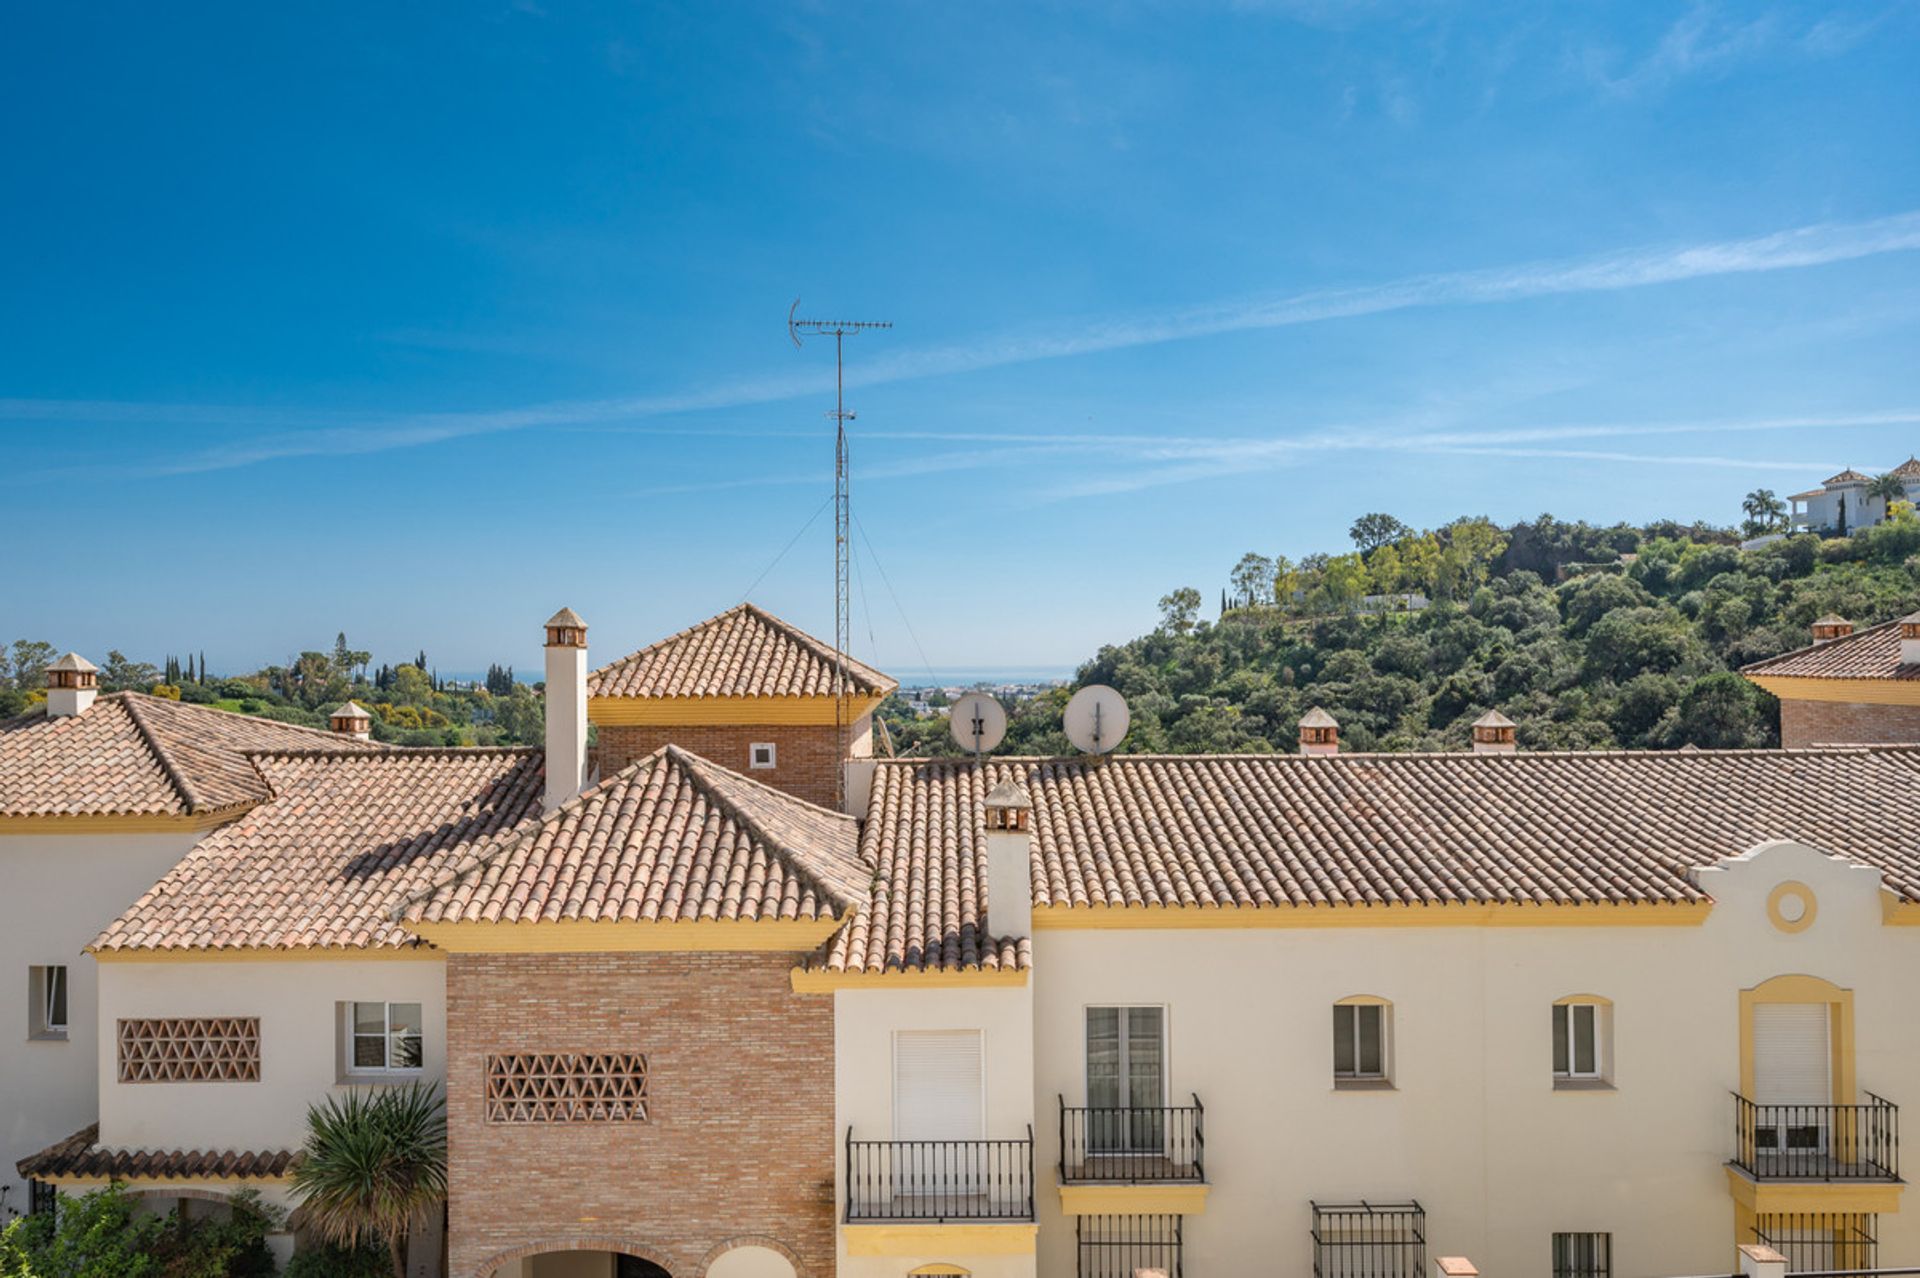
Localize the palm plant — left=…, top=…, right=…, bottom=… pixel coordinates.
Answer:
left=1867, top=472, right=1907, bottom=521
left=290, top=1083, right=447, bottom=1278
left=1742, top=488, right=1787, bottom=534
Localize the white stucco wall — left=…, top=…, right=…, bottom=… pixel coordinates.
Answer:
left=834, top=984, right=1037, bottom=1278
left=96, top=957, right=447, bottom=1152
left=1031, top=840, right=1920, bottom=1278
left=0, top=828, right=204, bottom=1210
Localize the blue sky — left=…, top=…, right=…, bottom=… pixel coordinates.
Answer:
left=5, top=2, right=1919, bottom=676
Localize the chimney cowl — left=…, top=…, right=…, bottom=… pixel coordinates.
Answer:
left=1900, top=612, right=1920, bottom=667
left=1810, top=614, right=1854, bottom=643
left=1298, top=706, right=1339, bottom=756
left=1470, top=708, right=1518, bottom=754
left=544, top=607, right=588, bottom=650
left=45, top=652, right=99, bottom=717
left=984, top=779, right=1032, bottom=832
left=544, top=608, right=591, bottom=811
left=329, top=700, right=374, bottom=741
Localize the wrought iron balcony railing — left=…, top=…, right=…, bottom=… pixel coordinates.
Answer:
left=1731, top=1092, right=1899, bottom=1182
left=844, top=1127, right=1035, bottom=1222
left=1058, top=1094, right=1205, bottom=1184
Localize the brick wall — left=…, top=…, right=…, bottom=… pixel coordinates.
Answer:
left=445, top=952, right=835, bottom=1278
left=595, top=717, right=870, bottom=809
left=1779, top=697, right=1920, bottom=748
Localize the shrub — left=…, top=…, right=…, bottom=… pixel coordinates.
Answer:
left=285, top=1242, right=390, bottom=1278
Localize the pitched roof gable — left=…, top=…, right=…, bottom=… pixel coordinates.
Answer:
left=587, top=603, right=895, bottom=700
left=402, top=745, right=870, bottom=927
left=1742, top=618, right=1920, bottom=682
left=0, top=693, right=382, bottom=820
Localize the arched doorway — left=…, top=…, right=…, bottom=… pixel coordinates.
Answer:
left=703, top=1245, right=797, bottom=1278
left=494, top=1251, right=673, bottom=1278
left=617, top=1258, right=671, bottom=1278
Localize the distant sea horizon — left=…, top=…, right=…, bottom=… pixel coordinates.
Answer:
left=437, top=664, right=1076, bottom=687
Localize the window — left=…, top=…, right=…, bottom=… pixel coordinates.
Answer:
left=749, top=742, right=776, bottom=769
left=1552, top=1233, right=1611, bottom=1278
left=346, top=1002, right=423, bottom=1073
left=1333, top=1001, right=1388, bottom=1083
left=28, top=966, right=67, bottom=1040
left=1312, top=1200, right=1425, bottom=1278
left=1553, top=998, right=1611, bottom=1085
left=28, top=1180, right=56, bottom=1218
left=1086, top=1007, right=1166, bottom=1152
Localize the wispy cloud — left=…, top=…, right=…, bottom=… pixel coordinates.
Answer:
left=8, top=209, right=1920, bottom=479
left=1579, top=4, right=1886, bottom=98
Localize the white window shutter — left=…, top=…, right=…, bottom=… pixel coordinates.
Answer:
left=894, top=1030, right=984, bottom=1141
left=1753, top=1003, right=1831, bottom=1105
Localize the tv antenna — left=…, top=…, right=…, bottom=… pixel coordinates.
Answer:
left=789, top=300, right=892, bottom=807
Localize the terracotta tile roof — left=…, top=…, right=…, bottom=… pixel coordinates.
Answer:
left=0, top=693, right=382, bottom=819
left=93, top=749, right=544, bottom=953
left=587, top=603, right=896, bottom=700
left=17, top=1124, right=297, bottom=1181
left=1742, top=619, right=1920, bottom=682
left=1826, top=469, right=1872, bottom=485
left=403, top=745, right=870, bottom=926
left=853, top=751, right=1920, bottom=919
left=1892, top=457, right=1920, bottom=481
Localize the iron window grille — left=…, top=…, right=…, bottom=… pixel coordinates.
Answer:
left=28, top=1180, right=56, bottom=1218
left=1552, top=1232, right=1612, bottom=1278
left=1312, top=1200, right=1426, bottom=1278
left=1755, top=1212, right=1879, bottom=1273
left=1077, top=1214, right=1183, bottom=1278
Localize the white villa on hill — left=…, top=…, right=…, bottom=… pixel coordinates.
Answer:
left=1789, top=458, right=1920, bottom=534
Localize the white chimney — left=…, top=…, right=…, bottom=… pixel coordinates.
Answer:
left=543, top=608, right=590, bottom=812
left=1902, top=613, right=1920, bottom=667
left=983, top=778, right=1034, bottom=937
left=329, top=701, right=373, bottom=742
left=45, top=653, right=98, bottom=718
left=1298, top=707, right=1340, bottom=756
left=1470, top=709, right=1517, bottom=755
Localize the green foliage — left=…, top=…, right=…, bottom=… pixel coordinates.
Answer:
left=0, top=1184, right=278, bottom=1278
left=883, top=516, right=1920, bottom=757
left=290, top=1084, right=446, bottom=1278
left=283, top=1243, right=389, bottom=1278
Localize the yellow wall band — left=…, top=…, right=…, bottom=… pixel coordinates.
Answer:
left=1724, top=1166, right=1901, bottom=1215
left=1031, top=902, right=1714, bottom=929
left=588, top=694, right=886, bottom=726
left=91, top=946, right=442, bottom=964
left=1746, top=675, right=1920, bottom=706
left=1057, top=1183, right=1210, bottom=1215
left=0, top=808, right=246, bottom=834
left=842, top=1224, right=1038, bottom=1258
left=789, top=966, right=1028, bottom=993
left=406, top=916, right=844, bottom=953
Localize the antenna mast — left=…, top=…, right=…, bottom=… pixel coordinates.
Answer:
left=789, top=300, right=891, bottom=807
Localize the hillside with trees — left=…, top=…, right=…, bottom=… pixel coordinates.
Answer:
left=0, top=632, right=542, bottom=747
left=883, top=509, right=1920, bottom=756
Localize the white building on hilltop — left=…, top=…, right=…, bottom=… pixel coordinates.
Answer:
left=1789, top=458, right=1920, bottom=534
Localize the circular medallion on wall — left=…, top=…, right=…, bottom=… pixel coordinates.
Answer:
left=1767, top=880, right=1818, bottom=934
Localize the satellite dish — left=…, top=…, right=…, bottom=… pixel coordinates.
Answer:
left=949, top=692, right=1008, bottom=755
left=1063, top=684, right=1130, bottom=755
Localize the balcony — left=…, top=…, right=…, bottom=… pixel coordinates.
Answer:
left=843, top=1128, right=1035, bottom=1223
left=1731, top=1093, right=1900, bottom=1182
left=1057, top=1095, right=1208, bottom=1216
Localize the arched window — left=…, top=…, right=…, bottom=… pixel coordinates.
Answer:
left=1333, top=996, right=1392, bottom=1086
left=1553, top=995, right=1613, bottom=1087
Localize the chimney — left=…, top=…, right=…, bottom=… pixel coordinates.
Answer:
left=45, top=653, right=99, bottom=718
left=1470, top=709, right=1517, bottom=755
left=1901, top=612, right=1920, bottom=667
left=983, top=779, right=1034, bottom=937
left=329, top=701, right=373, bottom=742
left=1810, top=614, right=1854, bottom=643
left=1298, top=707, right=1339, bottom=756
left=543, top=607, right=590, bottom=812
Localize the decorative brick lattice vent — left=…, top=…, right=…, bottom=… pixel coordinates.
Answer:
left=117, top=1018, right=261, bottom=1083
left=485, top=1052, right=649, bottom=1123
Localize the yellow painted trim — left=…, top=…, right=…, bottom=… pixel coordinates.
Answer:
left=1767, top=882, right=1819, bottom=934
left=1334, top=993, right=1391, bottom=1006
left=789, top=966, right=1028, bottom=993
left=406, top=916, right=845, bottom=953
left=1724, top=1167, right=1903, bottom=1215
left=1553, top=993, right=1614, bottom=1006
left=1746, top=674, right=1920, bottom=706
left=1031, top=902, right=1714, bottom=929
left=909, top=1267, right=971, bottom=1276
left=1057, top=1183, right=1211, bottom=1215
left=36, top=1172, right=293, bottom=1186
left=0, top=808, right=245, bottom=834
left=1738, top=974, right=1855, bottom=1104
left=842, top=1224, right=1037, bottom=1258
left=588, top=694, right=886, bottom=727
left=1883, top=895, right=1920, bottom=924
left=91, top=946, right=441, bottom=963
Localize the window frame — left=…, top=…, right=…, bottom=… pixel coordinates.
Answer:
left=1552, top=996, right=1612, bottom=1087
left=1551, top=1231, right=1612, bottom=1278
left=28, top=965, right=68, bottom=1041
left=1332, top=997, right=1391, bottom=1086
left=748, top=742, right=777, bottom=770
left=341, top=1000, right=425, bottom=1078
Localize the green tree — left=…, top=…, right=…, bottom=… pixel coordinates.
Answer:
left=290, top=1083, right=447, bottom=1278
left=1271, top=556, right=1301, bottom=607
left=1228, top=553, right=1275, bottom=607
left=99, top=650, right=160, bottom=692
left=1349, top=512, right=1411, bottom=553
left=1320, top=554, right=1369, bottom=608
left=8, top=640, right=56, bottom=691
left=1157, top=587, right=1203, bottom=635
left=1866, top=473, right=1907, bottom=524
left=1742, top=488, right=1787, bottom=535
